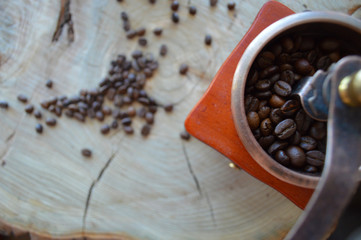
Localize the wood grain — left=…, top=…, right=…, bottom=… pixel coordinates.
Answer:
left=0, top=1, right=359, bottom=239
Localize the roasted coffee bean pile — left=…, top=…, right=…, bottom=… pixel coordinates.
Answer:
left=245, top=35, right=357, bottom=174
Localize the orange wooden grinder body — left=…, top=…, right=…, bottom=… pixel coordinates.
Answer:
left=185, top=0, right=314, bottom=209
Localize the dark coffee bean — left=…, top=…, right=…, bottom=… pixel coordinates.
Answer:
left=280, top=70, right=295, bottom=85
left=245, top=95, right=259, bottom=112
left=290, top=52, right=303, bottom=63
left=25, top=104, right=34, bottom=114
left=171, top=1, right=179, bottom=11
left=299, top=37, right=315, bottom=51
left=137, top=107, right=147, bottom=118
left=164, top=104, right=173, bottom=112
left=306, top=150, right=325, bottom=167
left=136, top=27, right=146, bottom=36
left=270, top=108, right=283, bottom=124
left=254, top=91, right=272, bottom=100
left=189, top=6, right=197, bottom=15
left=253, top=128, right=262, bottom=140
left=274, top=81, right=292, bottom=97
left=127, top=106, right=136, bottom=117
left=257, top=51, right=275, bottom=69
left=124, top=125, right=134, bottom=134
left=255, top=80, right=271, bottom=91
left=300, top=136, right=317, bottom=151
left=55, top=107, right=62, bottom=117
left=126, top=30, right=137, bottom=39
left=17, top=94, right=28, bottom=103
left=309, top=122, right=326, bottom=140
left=65, top=109, right=74, bottom=118
left=123, top=96, right=132, bottom=104
left=274, top=119, right=296, bottom=139
left=0, top=100, right=9, bottom=109
left=295, top=59, right=312, bottom=75
left=33, top=110, right=42, bottom=119
left=258, top=135, right=275, bottom=149
left=210, top=0, right=218, bottom=6
left=121, top=117, right=132, bottom=126
left=306, top=50, right=318, bottom=64
left=148, top=105, right=157, bottom=114
left=260, top=118, right=273, bottom=136
left=74, top=112, right=85, bottom=122
left=205, top=35, right=212, bottom=45
left=247, top=71, right=258, bottom=86
left=316, top=56, right=331, bottom=70
left=286, top=146, right=306, bottom=168
left=172, top=12, right=179, bottom=23
left=45, top=118, right=57, bottom=126
left=144, top=68, right=153, bottom=78
left=247, top=112, right=260, bottom=130
left=95, top=111, right=104, bottom=121
left=329, top=51, right=340, bottom=62
left=290, top=131, right=301, bottom=145
left=258, top=100, right=268, bottom=110
left=304, top=165, right=318, bottom=173
left=138, top=37, right=147, bottom=46
left=268, top=141, right=288, bottom=155
left=295, top=110, right=312, bottom=133
left=145, top=112, right=154, bottom=124
left=111, top=120, right=118, bottom=129
left=35, top=123, right=43, bottom=134
left=100, top=124, right=110, bottom=134
left=179, top=63, right=189, bottom=75
left=138, top=97, right=150, bottom=106
left=149, top=0, right=156, bottom=4
left=141, top=124, right=152, bottom=136
left=281, top=99, right=300, bottom=116
left=153, top=28, right=163, bottom=36
left=320, top=38, right=339, bottom=53
left=227, top=2, right=236, bottom=10
left=258, top=106, right=270, bottom=119
left=81, top=148, right=92, bottom=158
left=259, top=65, right=279, bottom=78
left=281, top=37, right=294, bottom=53
left=121, top=11, right=128, bottom=21
left=269, top=94, right=285, bottom=108
left=277, top=53, right=291, bottom=64
left=46, top=79, right=53, bottom=88
left=131, top=50, right=143, bottom=59
left=102, top=106, right=112, bottom=116
left=275, top=150, right=290, bottom=166
left=280, top=64, right=293, bottom=72
left=180, top=130, right=191, bottom=140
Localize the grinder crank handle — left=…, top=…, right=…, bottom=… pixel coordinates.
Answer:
left=285, top=56, right=361, bottom=240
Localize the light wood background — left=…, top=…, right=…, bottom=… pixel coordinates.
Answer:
left=0, top=1, right=360, bottom=239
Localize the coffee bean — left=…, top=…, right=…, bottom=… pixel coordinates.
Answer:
left=270, top=108, right=283, bottom=124
left=258, top=135, right=275, bottom=149
left=255, top=80, right=271, bottom=91
left=274, top=119, right=296, bottom=139
left=258, top=106, right=270, bottom=119
left=126, top=30, right=137, bottom=39
left=45, top=117, right=57, bottom=126
left=254, top=91, right=272, bottom=100
left=247, top=112, right=260, bottom=130
left=100, top=124, right=110, bottom=134
left=205, top=35, right=212, bottom=45
left=306, top=50, right=318, bottom=64
left=274, top=81, right=292, bottom=97
left=329, top=51, right=340, bottom=62
left=179, top=63, right=189, bottom=75
left=295, top=59, right=312, bottom=75
left=260, top=118, right=273, bottom=136
left=33, top=110, right=42, bottom=119
left=111, top=120, right=118, bottom=129
left=81, top=148, right=92, bottom=158
left=65, top=109, right=74, bottom=118
left=253, top=128, right=262, bottom=140
left=172, top=12, right=179, bottom=23
left=299, top=136, right=317, bottom=151
left=286, top=146, right=306, bottom=168
left=245, top=95, right=259, bottom=112
left=257, top=51, right=275, bottom=69
left=280, top=64, right=293, bottom=72
left=259, top=65, right=279, bottom=78
left=153, top=28, right=163, bottom=36
left=180, top=130, right=191, bottom=140
left=258, top=100, right=268, bottom=110
left=35, top=123, right=43, bottom=134
left=121, top=11, right=128, bottom=21
left=281, top=99, right=300, bottom=116
left=210, top=0, right=218, bottom=6
left=136, top=27, right=146, bottom=37
left=316, top=56, right=331, bottom=70
left=138, top=37, right=147, bottom=46
left=46, top=79, right=53, bottom=88
left=145, top=112, right=154, bottom=124
left=124, top=125, right=134, bottom=134
left=164, top=104, right=174, bottom=112
left=227, top=2, right=236, bottom=10
left=189, top=6, right=197, bottom=15
left=268, top=141, right=288, bottom=155
left=280, top=70, right=295, bottom=85
left=171, top=1, right=179, bottom=11
left=0, top=100, right=9, bottom=109
left=306, top=150, right=325, bottom=167
left=290, top=131, right=301, bottom=145
left=149, top=0, right=156, bottom=4
left=275, top=150, right=290, bottom=166
left=281, top=37, right=294, bottom=53
left=304, top=165, right=318, bottom=173
left=269, top=95, right=286, bottom=108
left=247, top=71, right=258, bottom=86
left=320, top=38, right=339, bottom=53
left=141, top=124, right=152, bottom=136
left=95, top=111, right=104, bottom=121
left=295, top=110, right=312, bottom=133
left=74, top=112, right=85, bottom=122
left=24, top=104, right=34, bottom=114
left=277, top=53, right=291, bottom=64
left=17, top=94, right=28, bottom=103
left=309, top=122, right=326, bottom=140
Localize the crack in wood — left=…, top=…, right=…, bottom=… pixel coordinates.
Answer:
left=52, top=0, right=74, bottom=43
left=182, top=142, right=202, bottom=196
left=82, top=152, right=117, bottom=232
left=205, top=191, right=217, bottom=227
left=5, top=131, right=15, bottom=143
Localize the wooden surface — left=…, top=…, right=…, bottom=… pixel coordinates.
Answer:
left=0, top=1, right=360, bottom=240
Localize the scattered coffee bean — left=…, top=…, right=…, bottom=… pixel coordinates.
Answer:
left=180, top=130, right=191, bottom=140
left=171, top=1, right=179, bottom=11
left=126, top=30, right=137, bottom=39
left=0, top=101, right=9, bottom=109
left=141, top=124, right=151, bottom=136
left=123, top=125, right=134, bottom=134
left=35, top=123, right=43, bottom=134
left=17, top=94, right=28, bottom=103
left=172, top=12, right=179, bottom=23
left=24, top=104, right=34, bottom=114
left=149, top=0, right=156, bottom=4
left=227, top=2, right=236, bottom=10
left=274, top=119, right=296, bottom=139
left=204, top=34, right=212, bottom=45
left=153, top=28, right=163, bottom=36
left=145, top=112, right=154, bottom=124
left=111, top=120, right=118, bottom=129
left=100, top=124, right=110, bottom=134
left=164, top=104, right=173, bottom=112
left=33, top=110, right=42, bottom=119
left=209, top=0, right=218, bottom=7
left=138, top=37, right=147, bottom=46
left=179, top=63, right=189, bottom=75
left=160, top=44, right=168, bottom=56
left=46, top=79, right=53, bottom=88
left=189, top=6, right=197, bottom=15
left=136, top=27, right=146, bottom=37
left=286, top=146, right=306, bottom=168
left=121, top=11, right=128, bottom=21
left=121, top=117, right=132, bottom=126
left=45, top=117, right=57, bottom=126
